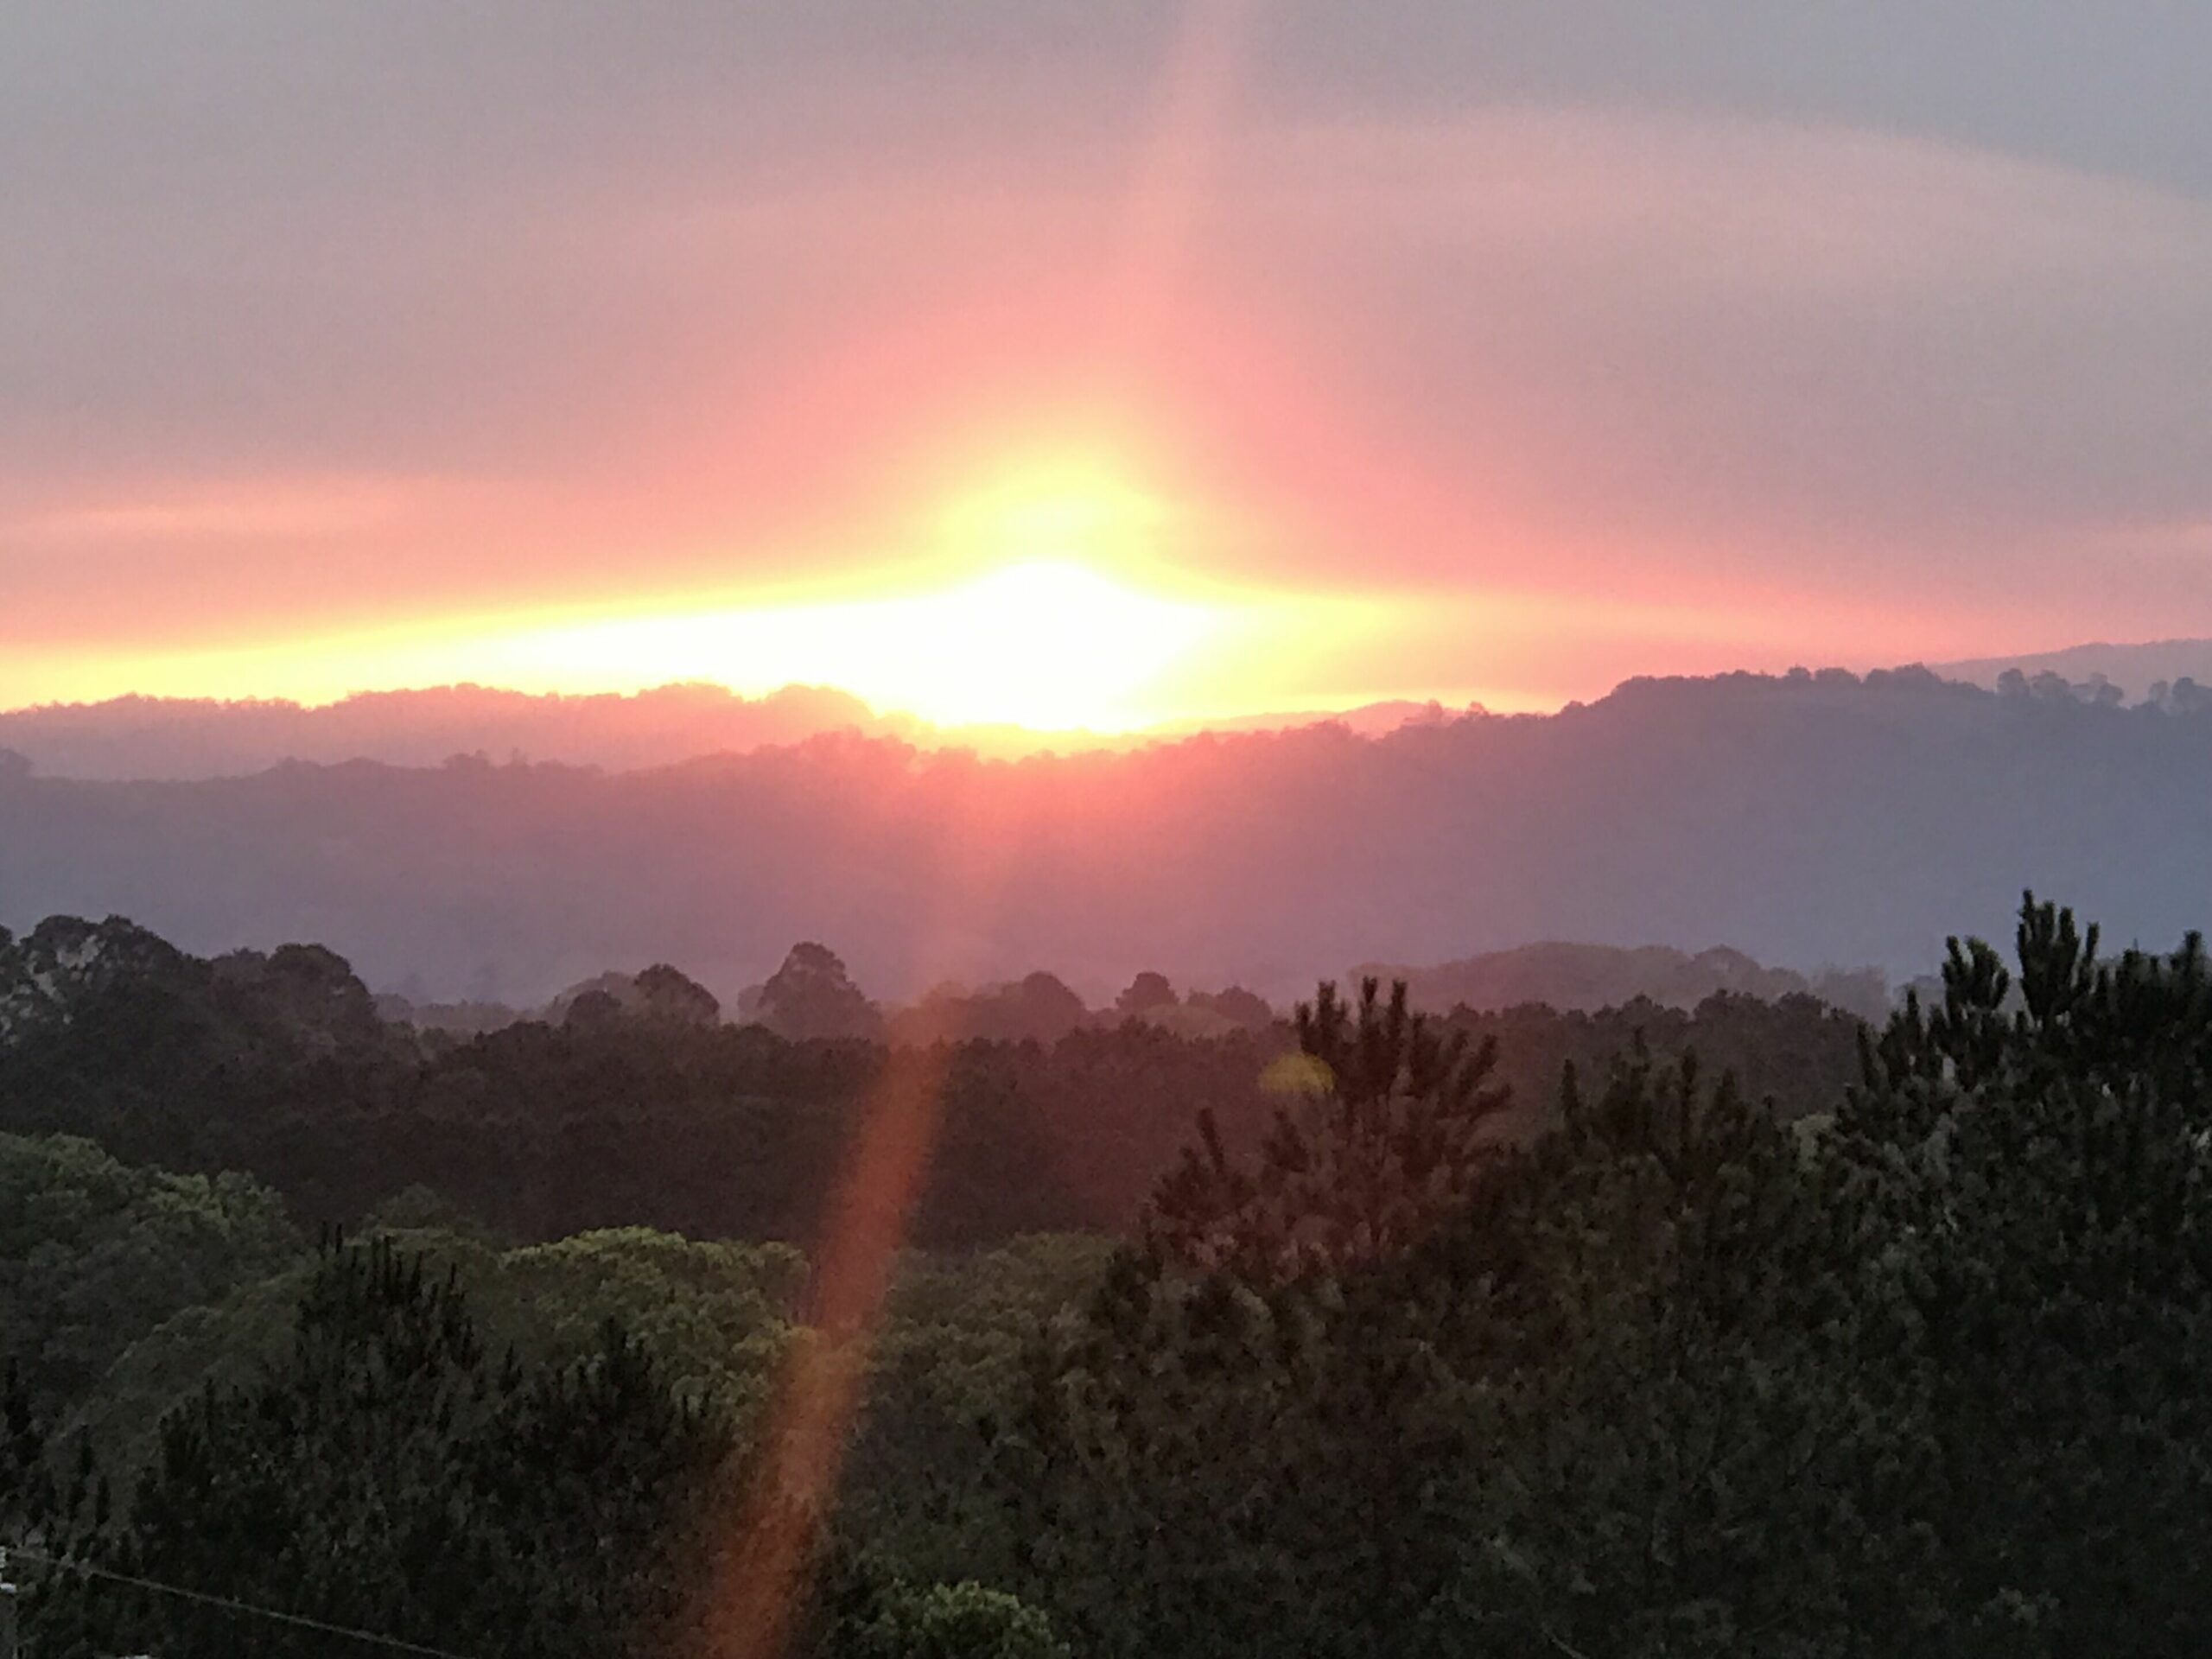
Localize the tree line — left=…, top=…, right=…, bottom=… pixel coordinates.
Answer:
left=10, top=896, right=2209, bottom=1653
left=0, top=916, right=1862, bottom=1245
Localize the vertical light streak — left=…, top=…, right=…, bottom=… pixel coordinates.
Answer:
left=697, top=7, right=1268, bottom=1653
left=1109, top=0, right=1265, bottom=354
left=704, top=1039, right=952, bottom=1659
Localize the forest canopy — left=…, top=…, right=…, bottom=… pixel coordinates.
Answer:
left=5, top=896, right=2212, bottom=1655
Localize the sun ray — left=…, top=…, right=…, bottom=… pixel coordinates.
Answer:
left=695, top=11, right=1271, bottom=1649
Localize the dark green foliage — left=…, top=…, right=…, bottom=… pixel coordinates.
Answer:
left=836, top=1236, right=1116, bottom=1591
left=0, top=913, right=1866, bottom=1251
left=1002, top=984, right=1510, bottom=1652
left=0, top=918, right=413, bottom=1217
left=64, top=1224, right=807, bottom=1487
left=1010, top=1044, right=1864, bottom=1657
left=847, top=1580, right=1071, bottom=1659
left=2, top=1361, right=114, bottom=1659
left=1450, top=988, right=1869, bottom=1142
left=2, top=1184, right=1097, bottom=1658
left=1825, top=895, right=2212, bottom=1656
left=60, top=1238, right=733, bottom=1659
left=26, top=901, right=2212, bottom=1656
left=1427, top=1049, right=1891, bottom=1656
left=0, top=1131, right=299, bottom=1418
left=1146, top=976, right=1508, bottom=1274
left=1007, top=899, right=2212, bottom=1657
left=2, top=1358, right=61, bottom=1550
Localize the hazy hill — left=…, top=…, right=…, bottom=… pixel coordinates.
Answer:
left=1934, top=639, right=2212, bottom=700
left=1358, top=942, right=1891, bottom=1022
left=0, top=683, right=1457, bottom=781
left=3, top=665, right=2208, bottom=1006
left=1148, top=699, right=1462, bottom=739
left=0, top=682, right=898, bottom=779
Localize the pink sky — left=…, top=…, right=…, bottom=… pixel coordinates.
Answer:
left=3, top=4, right=2208, bottom=721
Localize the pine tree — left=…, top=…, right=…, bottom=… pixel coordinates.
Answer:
left=1832, top=893, right=2212, bottom=1655
left=105, top=1237, right=734, bottom=1659
left=1144, top=977, right=1508, bottom=1277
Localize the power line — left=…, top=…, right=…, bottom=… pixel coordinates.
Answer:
left=6, top=1548, right=483, bottom=1659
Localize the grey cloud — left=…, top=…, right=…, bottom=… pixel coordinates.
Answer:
left=3, top=1, right=2208, bottom=646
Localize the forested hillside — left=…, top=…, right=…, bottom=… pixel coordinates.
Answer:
left=0, top=916, right=1863, bottom=1242
left=6, top=896, right=2212, bottom=1655
left=5, top=668, right=2205, bottom=1007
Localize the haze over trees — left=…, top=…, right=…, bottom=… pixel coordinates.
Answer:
left=1932, top=637, right=2212, bottom=701
left=0, top=682, right=901, bottom=780
left=1361, top=941, right=1891, bottom=1021
left=0, top=683, right=1479, bottom=783
left=5, top=666, right=2209, bottom=1007
left=0, top=663, right=2204, bottom=1659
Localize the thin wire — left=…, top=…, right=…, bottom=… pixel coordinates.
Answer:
left=9, top=1547, right=483, bottom=1659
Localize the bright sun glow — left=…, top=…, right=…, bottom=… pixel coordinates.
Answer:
left=868, top=558, right=1219, bottom=728
left=457, top=556, right=1226, bottom=733
left=445, top=466, right=1234, bottom=731
left=37, top=461, right=1422, bottom=730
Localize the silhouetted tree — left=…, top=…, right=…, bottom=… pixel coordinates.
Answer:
left=1112, top=973, right=1178, bottom=1020
left=755, top=944, right=883, bottom=1042
left=634, top=963, right=721, bottom=1027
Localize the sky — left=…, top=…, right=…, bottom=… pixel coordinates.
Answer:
left=3, top=2, right=2209, bottom=728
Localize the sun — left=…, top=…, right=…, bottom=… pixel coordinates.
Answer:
left=878, top=557, right=1219, bottom=730
left=845, top=455, right=1224, bottom=729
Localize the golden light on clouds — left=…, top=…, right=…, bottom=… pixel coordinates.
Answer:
left=12, top=442, right=1936, bottom=730
left=0, top=457, right=1336, bottom=739
left=8, top=455, right=1405, bottom=732
left=474, top=459, right=1236, bottom=732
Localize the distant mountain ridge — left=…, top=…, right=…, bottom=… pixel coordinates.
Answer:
left=0, top=683, right=1469, bottom=780
left=0, top=682, right=899, bottom=780
left=5, top=664, right=2208, bottom=1005
left=1933, top=639, right=2212, bottom=699
left=11, top=641, right=2205, bottom=784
